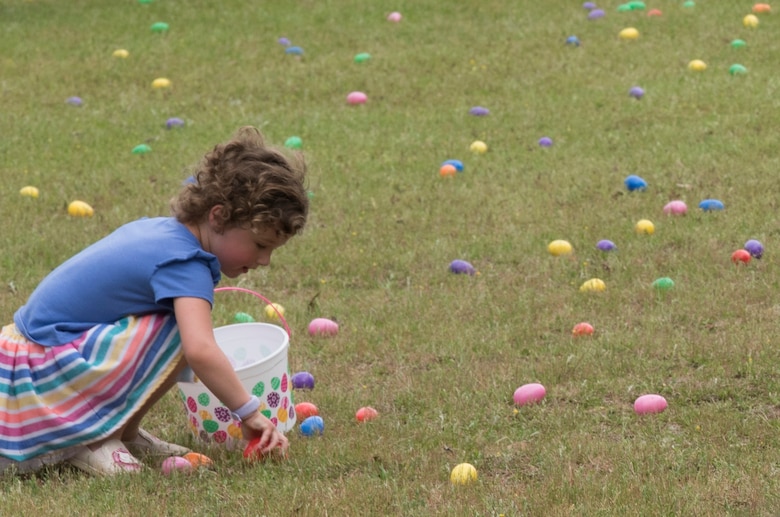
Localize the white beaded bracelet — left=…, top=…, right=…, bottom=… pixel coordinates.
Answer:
left=230, top=395, right=260, bottom=422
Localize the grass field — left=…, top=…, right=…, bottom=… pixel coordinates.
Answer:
left=2, top=0, right=780, bottom=515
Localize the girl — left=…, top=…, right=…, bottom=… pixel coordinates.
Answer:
left=0, top=126, right=309, bottom=475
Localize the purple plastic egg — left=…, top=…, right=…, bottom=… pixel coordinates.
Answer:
left=538, top=137, right=553, bottom=147
left=629, top=86, right=645, bottom=99
left=596, top=239, right=616, bottom=252
left=449, top=259, right=476, bottom=275
left=166, top=117, right=185, bottom=129
left=278, top=37, right=291, bottom=46
left=66, top=96, right=83, bottom=106
left=583, top=1, right=597, bottom=9
left=469, top=106, right=490, bottom=116
left=744, top=239, right=764, bottom=259
left=588, top=8, right=605, bottom=19
left=291, top=371, right=315, bottom=390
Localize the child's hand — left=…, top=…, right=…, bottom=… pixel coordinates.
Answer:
left=241, top=412, right=289, bottom=457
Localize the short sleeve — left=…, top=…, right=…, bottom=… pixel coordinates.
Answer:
left=151, top=257, right=219, bottom=309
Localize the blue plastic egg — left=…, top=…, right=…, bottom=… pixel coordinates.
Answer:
left=300, top=416, right=324, bottom=436
left=441, top=159, right=464, bottom=172
left=624, top=175, right=647, bottom=191
left=699, top=199, right=724, bottom=211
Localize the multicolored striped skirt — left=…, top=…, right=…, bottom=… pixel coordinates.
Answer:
left=0, top=313, right=182, bottom=474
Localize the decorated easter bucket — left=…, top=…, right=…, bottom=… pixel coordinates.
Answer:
left=177, top=287, right=296, bottom=449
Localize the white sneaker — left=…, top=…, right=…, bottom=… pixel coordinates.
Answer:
left=67, top=439, right=142, bottom=476
left=124, top=428, right=190, bottom=457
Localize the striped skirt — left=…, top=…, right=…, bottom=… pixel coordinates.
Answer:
left=0, top=313, right=182, bottom=473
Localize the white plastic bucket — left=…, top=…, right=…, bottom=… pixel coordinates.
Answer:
left=177, top=292, right=296, bottom=449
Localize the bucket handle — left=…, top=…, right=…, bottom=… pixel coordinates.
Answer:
left=214, top=286, right=292, bottom=337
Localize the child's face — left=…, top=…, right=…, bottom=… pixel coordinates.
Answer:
left=210, top=225, right=289, bottom=278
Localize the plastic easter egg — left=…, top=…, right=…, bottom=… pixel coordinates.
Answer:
left=68, top=200, right=94, bottom=217
left=652, top=277, right=674, bottom=290
left=150, top=22, right=169, bottom=33
left=166, top=117, right=185, bottom=129
left=731, top=249, right=751, bottom=265
left=619, top=27, right=639, bottom=40
left=596, top=239, right=616, bottom=252
left=234, top=312, right=256, bottom=323
left=19, top=186, right=39, bottom=198
left=744, top=239, right=764, bottom=259
left=547, top=240, right=573, bottom=256
left=647, top=8, right=662, bottom=16
left=66, top=96, right=83, bottom=106
left=583, top=2, right=597, bottom=9
left=308, top=318, right=339, bottom=337
left=730, top=39, right=747, bottom=49
left=565, top=35, right=580, bottom=46
left=356, top=406, right=379, bottom=422
left=264, top=303, right=285, bottom=321
left=588, top=9, right=606, bottom=19
left=663, top=200, right=687, bottom=215
left=439, top=164, right=457, bottom=177
left=138, top=0, right=153, bottom=3
left=294, top=402, right=319, bottom=419
left=688, top=60, right=707, bottom=72
left=278, top=37, right=291, bottom=46
left=513, top=383, right=546, bottom=406
left=450, top=463, right=478, bottom=485
left=635, top=219, right=654, bottom=234
left=152, top=77, right=171, bottom=89
left=387, top=11, right=402, bottom=22
left=753, top=3, right=771, bottom=14
left=182, top=452, right=213, bottom=468
left=538, top=137, right=553, bottom=147
left=617, top=3, right=632, bottom=12
left=469, top=140, right=488, bottom=154
left=284, top=136, right=303, bottom=149
left=291, top=371, right=315, bottom=390
left=729, top=64, right=747, bottom=76
left=633, top=394, right=667, bottom=415
left=161, top=456, right=193, bottom=475
left=624, top=175, right=647, bottom=191
left=132, top=144, right=152, bottom=155
left=682, top=0, right=695, bottom=7
left=300, top=416, right=325, bottom=436
left=743, top=14, right=759, bottom=28
left=627, top=1, right=645, bottom=9
left=629, top=86, right=645, bottom=99
left=354, top=52, right=371, bottom=63
left=346, top=91, right=367, bottom=105
left=699, top=199, right=724, bottom=211
left=442, top=159, right=464, bottom=172
left=285, top=46, right=304, bottom=55
left=572, top=322, right=594, bottom=336
left=449, top=259, right=476, bottom=275
left=469, top=106, right=490, bottom=116
left=579, top=278, right=606, bottom=292
left=112, top=49, right=129, bottom=58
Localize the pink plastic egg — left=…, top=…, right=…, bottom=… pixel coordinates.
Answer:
left=572, top=322, right=594, bottom=336
left=347, top=91, right=367, bottom=105
left=513, top=383, right=546, bottom=406
left=161, top=456, right=194, bottom=475
left=308, top=317, right=339, bottom=337
left=387, top=11, right=402, bottom=22
left=633, top=394, right=668, bottom=415
left=663, top=200, right=687, bottom=215
left=355, top=406, right=379, bottom=422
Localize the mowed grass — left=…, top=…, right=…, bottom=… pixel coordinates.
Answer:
left=2, top=0, right=780, bottom=515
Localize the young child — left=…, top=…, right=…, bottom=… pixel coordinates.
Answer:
left=0, top=126, right=309, bottom=475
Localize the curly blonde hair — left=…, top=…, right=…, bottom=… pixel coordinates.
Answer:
left=171, top=126, right=308, bottom=237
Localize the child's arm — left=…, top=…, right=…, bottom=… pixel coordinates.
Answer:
left=173, top=296, right=288, bottom=453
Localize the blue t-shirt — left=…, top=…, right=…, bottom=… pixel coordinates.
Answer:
left=14, top=217, right=222, bottom=346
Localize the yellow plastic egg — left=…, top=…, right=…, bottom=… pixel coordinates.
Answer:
left=67, top=200, right=94, bottom=217
left=547, top=240, right=573, bottom=256
left=743, top=14, right=759, bottom=28
left=635, top=219, right=655, bottom=234
left=264, top=303, right=285, bottom=321
left=19, top=186, right=39, bottom=198
left=579, top=278, right=606, bottom=292
left=112, top=49, right=129, bottom=58
left=469, top=140, right=488, bottom=154
left=450, top=463, right=478, bottom=485
left=619, top=27, right=639, bottom=40
left=688, top=60, right=707, bottom=72
left=151, top=77, right=172, bottom=89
